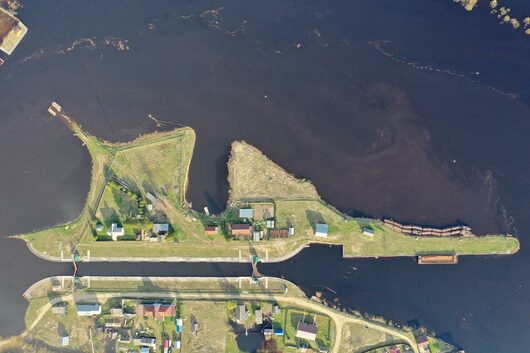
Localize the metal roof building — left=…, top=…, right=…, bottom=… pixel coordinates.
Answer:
left=239, top=208, right=254, bottom=219
left=153, top=223, right=170, bottom=235
left=296, top=322, right=318, bottom=341
left=76, top=303, right=101, bottom=316
left=236, top=304, right=248, bottom=323
left=315, top=223, right=328, bottom=238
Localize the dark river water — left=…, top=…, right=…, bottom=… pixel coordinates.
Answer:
left=0, top=0, right=529, bottom=352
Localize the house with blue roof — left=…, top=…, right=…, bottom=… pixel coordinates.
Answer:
left=76, top=303, right=101, bottom=316
left=315, top=223, right=328, bottom=238
left=239, top=208, right=253, bottom=219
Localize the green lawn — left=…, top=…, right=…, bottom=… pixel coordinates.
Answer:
left=342, top=219, right=520, bottom=257
left=81, top=277, right=288, bottom=295
left=274, top=199, right=518, bottom=257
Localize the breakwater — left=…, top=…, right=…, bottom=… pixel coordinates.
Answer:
left=383, top=219, right=473, bottom=237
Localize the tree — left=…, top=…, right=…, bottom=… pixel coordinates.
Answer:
left=257, top=339, right=283, bottom=353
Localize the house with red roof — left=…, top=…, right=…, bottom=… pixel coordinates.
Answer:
left=137, top=303, right=176, bottom=322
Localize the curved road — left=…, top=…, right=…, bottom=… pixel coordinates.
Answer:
left=19, top=282, right=419, bottom=353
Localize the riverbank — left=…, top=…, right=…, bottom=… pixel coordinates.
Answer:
left=16, top=276, right=433, bottom=353
left=17, top=108, right=519, bottom=263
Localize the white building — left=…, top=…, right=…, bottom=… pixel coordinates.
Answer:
left=362, top=226, right=375, bottom=237
left=77, top=303, right=101, bottom=316
left=107, top=223, right=125, bottom=241
left=239, top=208, right=254, bottom=219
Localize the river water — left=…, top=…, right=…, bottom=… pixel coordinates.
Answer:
left=0, top=0, right=529, bottom=352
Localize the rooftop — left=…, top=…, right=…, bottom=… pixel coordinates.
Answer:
left=153, top=223, right=170, bottom=234
left=297, top=322, right=318, bottom=334
left=138, top=303, right=176, bottom=321
left=230, top=223, right=251, bottom=230
left=0, top=8, right=27, bottom=55
left=239, top=208, right=254, bottom=218
left=296, top=322, right=318, bottom=341
left=315, top=223, right=328, bottom=234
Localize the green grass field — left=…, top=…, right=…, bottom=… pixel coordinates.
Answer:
left=81, top=277, right=288, bottom=295
left=273, top=199, right=518, bottom=257
left=342, top=219, right=520, bottom=257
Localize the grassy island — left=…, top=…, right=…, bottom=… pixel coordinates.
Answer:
left=12, top=275, right=458, bottom=353
left=18, top=108, right=519, bottom=262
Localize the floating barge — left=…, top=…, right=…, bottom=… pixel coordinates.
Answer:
left=418, top=254, right=458, bottom=265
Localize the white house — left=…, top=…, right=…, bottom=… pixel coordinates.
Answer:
left=107, top=223, right=125, bottom=241
left=362, top=226, right=375, bottom=237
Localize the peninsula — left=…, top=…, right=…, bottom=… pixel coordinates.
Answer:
left=10, top=275, right=460, bottom=353
left=18, top=103, right=519, bottom=263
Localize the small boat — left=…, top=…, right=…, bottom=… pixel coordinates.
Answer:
left=0, top=58, right=4, bottom=65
